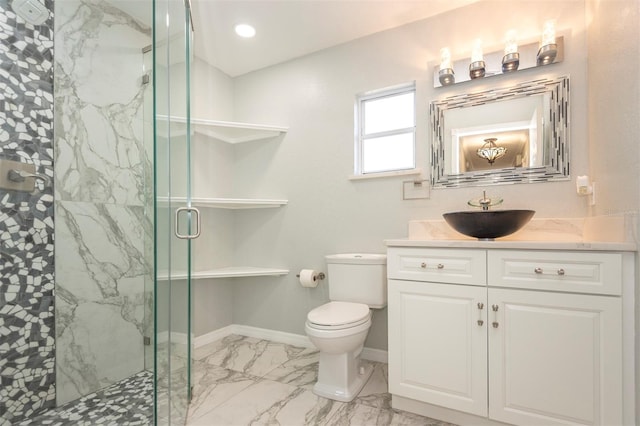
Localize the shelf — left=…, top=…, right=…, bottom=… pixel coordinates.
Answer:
left=158, top=115, right=288, bottom=144
left=157, top=197, right=288, bottom=209
left=158, top=267, right=289, bottom=280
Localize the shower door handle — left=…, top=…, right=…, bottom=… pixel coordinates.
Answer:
left=174, top=207, right=201, bottom=239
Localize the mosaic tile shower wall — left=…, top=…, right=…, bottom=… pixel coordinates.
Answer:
left=0, top=0, right=56, bottom=424
left=53, top=0, right=152, bottom=406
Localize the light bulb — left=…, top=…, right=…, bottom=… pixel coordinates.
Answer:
left=504, top=30, right=518, bottom=55
left=471, top=39, right=483, bottom=63
left=541, top=19, right=556, bottom=47
left=439, top=47, right=452, bottom=71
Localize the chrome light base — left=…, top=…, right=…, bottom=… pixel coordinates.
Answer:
left=469, top=60, right=486, bottom=79
left=537, top=43, right=557, bottom=65
left=439, top=68, right=455, bottom=86
left=501, top=52, right=520, bottom=72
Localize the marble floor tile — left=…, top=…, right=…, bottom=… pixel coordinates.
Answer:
left=194, top=334, right=247, bottom=361
left=350, top=362, right=391, bottom=410
left=188, top=360, right=260, bottom=421
left=321, top=402, right=456, bottom=426
left=188, top=379, right=300, bottom=425
left=189, top=379, right=346, bottom=426
left=262, top=347, right=319, bottom=389
left=200, top=334, right=310, bottom=378
left=188, top=335, right=456, bottom=426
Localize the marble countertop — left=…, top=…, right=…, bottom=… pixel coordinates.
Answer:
left=388, top=216, right=637, bottom=252
left=385, top=238, right=637, bottom=252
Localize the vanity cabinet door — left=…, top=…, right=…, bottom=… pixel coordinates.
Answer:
left=388, top=279, right=488, bottom=417
left=488, top=288, right=622, bottom=426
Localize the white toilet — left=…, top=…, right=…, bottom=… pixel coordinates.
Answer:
left=305, top=253, right=387, bottom=402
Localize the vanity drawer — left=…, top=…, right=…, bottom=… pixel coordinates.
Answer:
left=388, top=248, right=486, bottom=285
left=488, top=250, right=622, bottom=295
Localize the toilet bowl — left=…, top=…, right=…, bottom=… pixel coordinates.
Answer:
left=305, top=301, right=374, bottom=402
left=305, top=253, right=387, bottom=402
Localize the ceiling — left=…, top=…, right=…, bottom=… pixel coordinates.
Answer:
left=190, top=0, right=479, bottom=77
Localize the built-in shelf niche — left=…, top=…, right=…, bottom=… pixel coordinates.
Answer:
left=155, top=115, right=290, bottom=281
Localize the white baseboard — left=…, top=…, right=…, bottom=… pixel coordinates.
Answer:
left=193, top=324, right=388, bottom=363
left=193, top=325, right=236, bottom=348
left=361, top=347, right=388, bottom=363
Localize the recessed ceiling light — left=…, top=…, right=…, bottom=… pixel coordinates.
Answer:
left=234, top=23, right=256, bottom=38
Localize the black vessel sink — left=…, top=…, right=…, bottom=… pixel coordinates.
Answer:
left=443, top=210, right=535, bottom=241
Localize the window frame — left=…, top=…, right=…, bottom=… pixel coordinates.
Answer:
left=355, top=82, right=417, bottom=176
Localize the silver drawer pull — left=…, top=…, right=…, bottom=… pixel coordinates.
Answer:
left=420, top=262, right=426, bottom=268
left=557, top=268, right=565, bottom=276
left=437, top=263, right=444, bottom=269
left=477, top=302, right=484, bottom=327
left=492, top=304, right=499, bottom=328
left=534, top=267, right=543, bottom=274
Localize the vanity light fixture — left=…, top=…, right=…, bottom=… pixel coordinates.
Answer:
left=439, top=47, right=455, bottom=86
left=469, top=39, right=486, bottom=79
left=537, top=19, right=557, bottom=65
left=477, top=138, right=506, bottom=165
left=502, top=29, right=520, bottom=72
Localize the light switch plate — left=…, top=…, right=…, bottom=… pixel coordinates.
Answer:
left=403, top=179, right=430, bottom=200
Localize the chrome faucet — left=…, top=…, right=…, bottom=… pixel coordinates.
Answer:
left=468, top=191, right=503, bottom=211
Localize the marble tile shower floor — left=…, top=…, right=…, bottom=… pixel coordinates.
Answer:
left=187, top=334, right=454, bottom=426
left=17, top=371, right=153, bottom=426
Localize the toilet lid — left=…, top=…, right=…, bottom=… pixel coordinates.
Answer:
left=307, top=301, right=370, bottom=327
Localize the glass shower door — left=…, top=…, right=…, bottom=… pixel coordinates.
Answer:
left=154, top=0, right=195, bottom=424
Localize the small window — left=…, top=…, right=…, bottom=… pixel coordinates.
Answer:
left=355, top=83, right=416, bottom=175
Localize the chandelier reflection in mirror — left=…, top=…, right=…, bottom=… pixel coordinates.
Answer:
left=477, top=138, right=506, bottom=165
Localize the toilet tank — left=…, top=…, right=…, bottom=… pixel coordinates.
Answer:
left=325, top=253, right=387, bottom=308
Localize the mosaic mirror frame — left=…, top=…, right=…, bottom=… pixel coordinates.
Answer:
left=430, top=76, right=570, bottom=188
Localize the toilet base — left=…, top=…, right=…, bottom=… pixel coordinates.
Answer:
left=312, top=359, right=373, bottom=402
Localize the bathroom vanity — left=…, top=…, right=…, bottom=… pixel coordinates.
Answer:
left=386, top=231, right=636, bottom=426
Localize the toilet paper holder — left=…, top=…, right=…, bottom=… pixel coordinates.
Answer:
left=296, top=272, right=325, bottom=280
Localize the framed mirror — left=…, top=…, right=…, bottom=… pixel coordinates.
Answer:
left=430, top=76, right=569, bottom=188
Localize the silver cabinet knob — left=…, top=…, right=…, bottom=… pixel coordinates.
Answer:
left=420, top=262, right=426, bottom=268
left=437, top=263, right=444, bottom=269
left=557, top=268, right=565, bottom=276
left=534, top=267, right=543, bottom=274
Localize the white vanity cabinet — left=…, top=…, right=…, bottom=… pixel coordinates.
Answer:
left=388, top=246, right=633, bottom=426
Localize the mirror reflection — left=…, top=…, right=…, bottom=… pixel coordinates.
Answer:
left=445, top=94, right=548, bottom=173
left=431, top=76, right=569, bottom=188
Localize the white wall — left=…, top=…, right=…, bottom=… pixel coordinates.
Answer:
left=587, top=0, right=640, bottom=217
left=215, top=0, right=591, bottom=350
left=586, top=0, right=640, bottom=422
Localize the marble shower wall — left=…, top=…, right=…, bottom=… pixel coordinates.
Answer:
left=0, top=0, right=56, bottom=423
left=53, top=0, right=152, bottom=406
